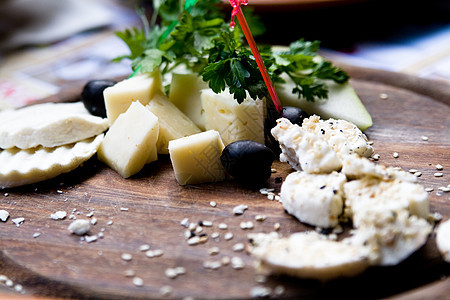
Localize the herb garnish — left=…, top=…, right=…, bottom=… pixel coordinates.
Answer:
left=114, top=0, right=349, bottom=103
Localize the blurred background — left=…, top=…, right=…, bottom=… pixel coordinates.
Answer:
left=1, top=0, right=449, bottom=109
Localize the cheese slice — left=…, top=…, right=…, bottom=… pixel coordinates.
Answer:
left=0, top=134, right=103, bottom=189
left=147, top=92, right=201, bottom=154
left=103, top=71, right=162, bottom=125
left=201, top=88, right=265, bottom=145
left=168, top=130, right=225, bottom=185
left=0, top=102, right=108, bottom=149
left=97, top=101, right=159, bottom=178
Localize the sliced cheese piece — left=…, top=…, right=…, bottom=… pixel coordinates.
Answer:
left=169, top=72, right=209, bottom=130
left=281, top=171, right=346, bottom=228
left=248, top=231, right=370, bottom=281
left=0, top=134, right=103, bottom=189
left=302, top=115, right=373, bottom=158
left=436, top=219, right=450, bottom=263
left=271, top=118, right=342, bottom=173
left=168, top=130, right=225, bottom=185
left=97, top=101, right=159, bottom=178
left=348, top=209, right=432, bottom=266
left=147, top=92, right=201, bottom=154
left=344, top=176, right=429, bottom=224
left=0, top=102, right=108, bottom=149
left=201, top=88, right=265, bottom=145
left=103, top=71, right=162, bottom=125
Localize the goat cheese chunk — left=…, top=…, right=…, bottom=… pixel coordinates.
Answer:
left=344, top=177, right=429, bottom=224
left=0, top=134, right=103, bottom=189
left=97, top=101, right=159, bottom=178
left=271, top=118, right=342, bottom=173
left=248, top=231, right=370, bottom=281
left=436, top=219, right=450, bottom=263
left=0, top=102, right=108, bottom=149
left=347, top=209, right=432, bottom=266
left=302, top=115, right=374, bottom=158
left=281, top=171, right=346, bottom=228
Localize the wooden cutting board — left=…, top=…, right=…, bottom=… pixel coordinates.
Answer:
left=0, top=65, right=449, bottom=299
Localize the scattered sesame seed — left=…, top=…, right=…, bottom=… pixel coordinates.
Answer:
left=180, top=218, right=189, bottom=227
left=98, top=232, right=104, bottom=239
left=372, top=154, right=380, bottom=160
left=438, top=186, right=450, bottom=193
left=218, top=223, right=228, bottom=230
left=255, top=215, right=266, bottom=222
left=250, top=286, right=272, bottom=298
left=409, top=169, right=418, bottom=173
left=425, top=187, right=434, bottom=192
left=434, top=172, right=444, bottom=177
left=232, top=243, right=245, bottom=252
left=199, top=236, right=208, bottom=244
left=12, top=217, right=24, bottom=227
left=414, top=171, right=422, bottom=177
left=255, top=274, right=267, bottom=283
left=132, top=277, right=144, bottom=287
left=14, top=284, right=23, bottom=293
left=267, top=193, right=275, bottom=201
left=107, top=220, right=113, bottom=225
left=201, top=220, right=213, bottom=227
left=211, top=232, right=220, bottom=239
left=231, top=257, right=244, bottom=269
left=121, top=253, right=133, bottom=261
left=203, top=260, right=222, bottom=270
left=224, top=232, right=233, bottom=240
left=139, top=244, right=151, bottom=252
left=85, top=235, right=98, bottom=243
left=145, top=249, right=164, bottom=258
left=124, top=269, right=136, bottom=277
left=165, top=268, right=178, bottom=279
left=160, top=285, right=173, bottom=296
left=174, top=266, right=186, bottom=275
left=233, top=204, right=248, bottom=215
left=56, top=190, right=63, bottom=194
left=209, top=201, right=217, bottom=207
left=240, top=221, right=254, bottom=230
left=421, top=136, right=429, bottom=141
left=274, top=285, right=285, bottom=296
left=86, top=211, right=94, bottom=218
left=221, top=256, right=231, bottom=265
left=0, top=275, right=8, bottom=283
left=379, top=93, right=389, bottom=100
left=188, top=222, right=197, bottom=231
left=3, top=193, right=9, bottom=197
left=187, top=236, right=201, bottom=245
left=120, top=207, right=129, bottom=211
left=90, top=218, right=97, bottom=225
left=0, top=210, right=9, bottom=222
left=208, top=247, right=220, bottom=255
left=195, top=226, right=203, bottom=234
left=436, top=164, right=443, bottom=170
left=33, top=232, right=40, bottom=238
left=5, top=279, right=13, bottom=287
left=274, top=223, right=281, bottom=231
left=271, top=168, right=277, bottom=173
left=393, top=152, right=399, bottom=158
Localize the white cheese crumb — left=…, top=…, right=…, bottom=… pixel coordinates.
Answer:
left=233, top=243, right=245, bottom=252
left=434, top=172, right=444, bottom=177
left=180, top=217, right=189, bottom=227
left=436, top=164, right=443, bottom=170
left=12, top=217, right=25, bottom=227
left=0, top=210, right=9, bottom=222
left=393, top=152, right=399, bottom=158
left=85, top=235, right=98, bottom=243
left=132, top=277, right=144, bottom=287
left=209, top=201, right=217, bottom=207
left=68, top=219, right=90, bottom=235
left=50, top=211, right=67, bottom=220
left=421, top=136, right=429, bottom=141
left=231, top=256, right=244, bottom=269
left=233, top=204, right=248, bottom=215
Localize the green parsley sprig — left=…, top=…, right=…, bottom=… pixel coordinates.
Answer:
left=114, top=0, right=349, bottom=103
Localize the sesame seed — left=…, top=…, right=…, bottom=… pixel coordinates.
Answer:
left=208, top=247, right=220, bottom=255
left=221, top=256, right=231, bottom=265
left=267, top=193, right=275, bottom=201
left=132, top=277, right=143, bottom=287
left=414, top=171, right=422, bottom=177
left=33, top=232, right=40, bottom=238
left=14, top=284, right=23, bottom=293
left=240, top=221, right=254, bottom=230
left=174, top=267, right=186, bottom=275
left=145, top=249, right=164, bottom=258
left=438, top=186, right=450, bottom=192
left=187, top=236, right=201, bottom=245
left=224, top=232, right=233, bottom=240
left=139, top=244, right=151, bottom=252
left=107, top=220, right=113, bottom=225
left=124, top=269, right=136, bottom=277
left=271, top=168, right=277, bottom=173
left=436, top=164, right=443, bottom=170
left=274, top=223, right=281, bottom=231
left=121, top=253, right=133, bottom=261
left=195, top=226, right=203, bottom=234
left=165, top=268, right=178, bottom=279
left=409, top=169, right=418, bottom=173
left=218, top=223, right=228, bottom=230
left=425, top=187, right=434, bottom=192
left=434, top=172, right=444, bottom=177
left=160, top=286, right=173, bottom=296
left=209, top=201, right=217, bottom=207
left=5, top=279, right=13, bottom=287
left=255, top=215, right=266, bottom=222
left=211, top=232, right=219, bottom=239
left=393, top=152, right=399, bottom=158
left=232, top=243, right=245, bottom=252
left=86, top=211, right=94, bottom=218
left=274, top=285, right=285, bottom=296
left=379, top=93, right=389, bottom=100
left=231, top=257, right=244, bottom=269
left=202, top=220, right=213, bottom=227
left=250, top=286, right=272, bottom=298
left=188, top=222, right=197, bottom=231
left=421, top=136, right=429, bottom=141
left=0, top=275, right=8, bottom=283
left=372, top=154, right=380, bottom=160
left=255, top=274, right=267, bottom=283
left=180, top=218, right=189, bottom=227
left=85, top=235, right=98, bottom=243
left=203, top=260, right=222, bottom=270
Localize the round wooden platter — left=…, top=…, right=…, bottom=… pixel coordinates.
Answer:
left=0, top=66, right=449, bottom=299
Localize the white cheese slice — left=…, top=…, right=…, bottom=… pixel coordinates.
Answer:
left=344, top=176, right=429, bottom=224
left=97, top=101, right=159, bottom=178
left=302, top=115, right=374, bottom=158
left=271, top=118, right=342, bottom=173
left=168, top=130, right=225, bottom=185
left=347, top=209, right=432, bottom=266
left=201, top=88, right=265, bottom=145
left=147, top=92, right=201, bottom=154
left=0, top=134, right=103, bottom=189
left=436, top=219, right=450, bottom=263
left=281, top=171, right=346, bottom=228
left=0, top=102, right=108, bottom=149
left=169, top=72, right=209, bottom=130
left=103, top=71, right=162, bottom=125
left=248, top=231, right=370, bottom=281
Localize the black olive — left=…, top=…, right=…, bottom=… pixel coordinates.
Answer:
left=81, top=80, right=116, bottom=118
left=221, top=140, right=275, bottom=186
left=282, top=106, right=310, bottom=126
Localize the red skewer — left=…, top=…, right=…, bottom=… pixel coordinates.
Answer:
left=229, top=0, right=282, bottom=113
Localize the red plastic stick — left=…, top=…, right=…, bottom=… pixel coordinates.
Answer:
left=229, top=1, right=282, bottom=113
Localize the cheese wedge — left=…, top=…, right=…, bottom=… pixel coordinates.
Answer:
left=97, top=101, right=159, bottom=178
left=0, top=102, right=108, bottom=149
left=147, top=92, right=201, bottom=154
left=168, top=130, right=225, bottom=185
left=0, top=134, right=103, bottom=189
left=103, top=71, right=162, bottom=125
left=201, top=88, right=265, bottom=145
left=169, top=72, right=209, bottom=130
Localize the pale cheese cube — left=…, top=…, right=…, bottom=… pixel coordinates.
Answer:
left=201, top=88, right=265, bottom=145
left=169, top=72, right=209, bottom=130
left=168, top=130, right=225, bottom=185
left=271, top=118, right=342, bottom=173
left=103, top=71, right=162, bottom=124
left=280, top=171, right=346, bottom=228
left=147, top=93, right=201, bottom=154
left=97, top=101, right=159, bottom=178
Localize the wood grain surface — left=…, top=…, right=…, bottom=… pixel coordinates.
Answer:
left=0, top=66, right=449, bottom=299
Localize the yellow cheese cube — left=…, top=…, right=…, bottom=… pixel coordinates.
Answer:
left=147, top=92, right=201, bottom=154
left=97, top=101, right=159, bottom=178
left=169, top=72, right=209, bottom=130
left=168, top=130, right=225, bottom=185
left=201, top=88, right=265, bottom=145
left=103, top=71, right=162, bottom=125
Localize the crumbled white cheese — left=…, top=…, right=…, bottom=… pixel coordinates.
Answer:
left=67, top=219, right=90, bottom=235
left=0, top=209, right=9, bottom=222
left=50, top=211, right=67, bottom=220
